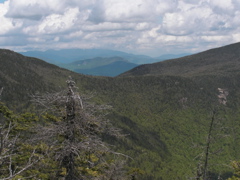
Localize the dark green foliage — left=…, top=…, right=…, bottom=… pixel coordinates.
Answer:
left=0, top=49, right=86, bottom=107
left=0, top=102, right=48, bottom=179
left=120, top=42, right=240, bottom=77
left=228, top=161, right=240, bottom=180
left=2, top=42, right=240, bottom=179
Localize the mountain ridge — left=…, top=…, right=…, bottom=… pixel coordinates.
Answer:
left=59, top=56, right=138, bottom=77
left=120, top=42, right=240, bottom=77
left=19, top=49, right=191, bottom=76
left=19, top=48, right=156, bottom=64
left=74, top=60, right=138, bottom=77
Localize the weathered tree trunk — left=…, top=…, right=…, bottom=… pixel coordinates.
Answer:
left=64, top=78, right=78, bottom=180
left=203, top=110, right=216, bottom=180
left=32, top=77, right=126, bottom=179
left=0, top=87, right=3, bottom=100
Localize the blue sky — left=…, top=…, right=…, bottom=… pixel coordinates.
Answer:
left=0, top=0, right=240, bottom=57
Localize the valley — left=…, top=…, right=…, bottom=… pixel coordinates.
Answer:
left=19, top=49, right=189, bottom=77
left=1, top=42, right=240, bottom=179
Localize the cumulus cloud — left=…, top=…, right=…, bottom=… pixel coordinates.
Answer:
left=0, top=0, right=240, bottom=56
left=161, top=3, right=214, bottom=36
left=6, top=0, right=67, bottom=20
left=38, top=8, right=79, bottom=34
left=88, top=0, right=178, bottom=23
left=0, top=1, right=22, bottom=35
left=210, top=0, right=234, bottom=14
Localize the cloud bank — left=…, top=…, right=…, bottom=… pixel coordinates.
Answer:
left=0, top=0, right=240, bottom=56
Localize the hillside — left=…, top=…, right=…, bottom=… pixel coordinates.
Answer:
left=121, top=42, right=240, bottom=77
left=1, top=45, right=240, bottom=179
left=0, top=49, right=83, bottom=106
left=59, top=57, right=138, bottom=77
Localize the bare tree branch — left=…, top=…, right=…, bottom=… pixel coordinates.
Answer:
left=0, top=87, right=3, bottom=99
left=0, top=120, right=43, bottom=180
left=31, top=77, right=128, bottom=179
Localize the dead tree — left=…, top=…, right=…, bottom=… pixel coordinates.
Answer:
left=0, top=87, right=3, bottom=99
left=193, top=88, right=230, bottom=180
left=32, top=77, right=127, bottom=179
left=202, top=110, right=216, bottom=180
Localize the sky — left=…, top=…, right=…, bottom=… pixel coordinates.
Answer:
left=0, top=0, right=240, bottom=57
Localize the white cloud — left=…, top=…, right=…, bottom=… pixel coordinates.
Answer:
left=88, top=0, right=178, bottom=23
left=0, top=0, right=240, bottom=56
left=0, top=1, right=22, bottom=35
left=82, top=22, right=132, bottom=32
left=201, top=35, right=231, bottom=42
left=22, top=8, right=80, bottom=35
left=232, top=33, right=240, bottom=42
left=37, top=8, right=79, bottom=34
left=155, top=0, right=178, bottom=14
left=67, top=31, right=84, bottom=38
left=6, top=0, right=67, bottom=20
left=27, top=37, right=46, bottom=43
left=210, top=0, right=234, bottom=14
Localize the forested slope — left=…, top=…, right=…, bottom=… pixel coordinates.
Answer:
left=120, top=42, right=240, bottom=77
left=1, top=46, right=240, bottom=179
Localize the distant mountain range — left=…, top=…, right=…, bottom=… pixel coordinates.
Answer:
left=19, top=49, right=157, bottom=64
left=19, top=49, right=190, bottom=76
left=59, top=56, right=138, bottom=77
